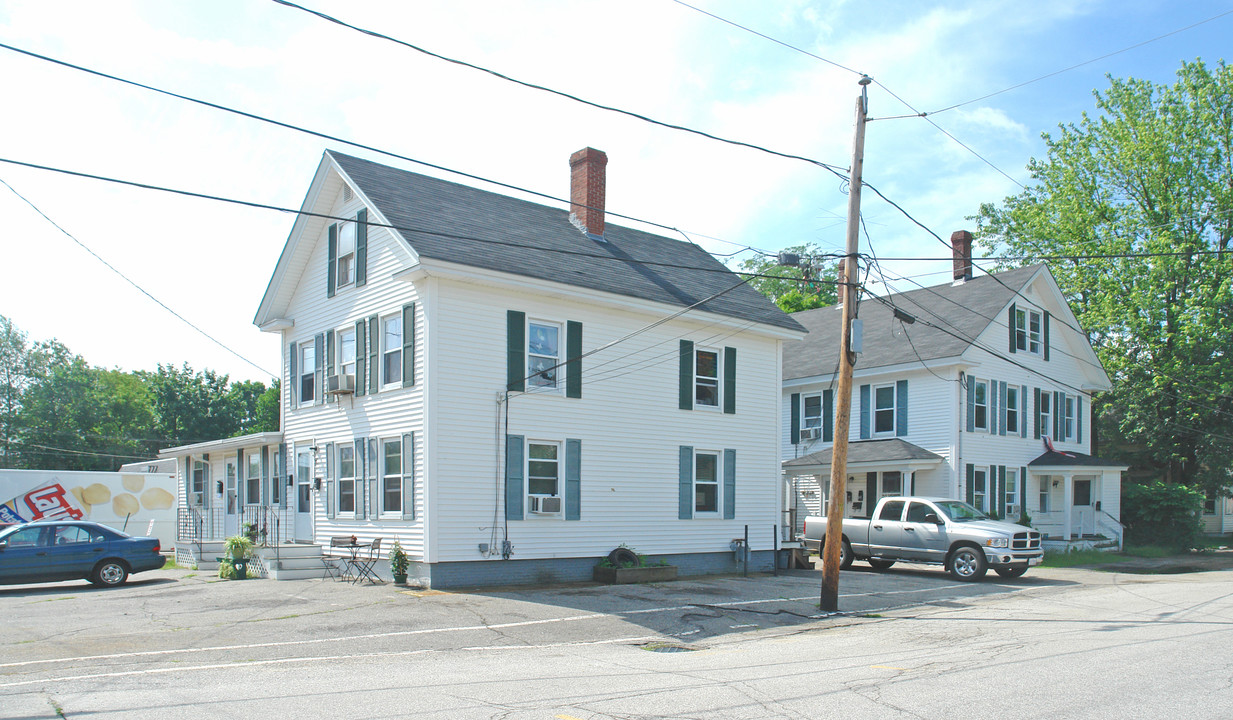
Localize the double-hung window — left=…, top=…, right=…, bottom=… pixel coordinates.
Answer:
left=336, top=221, right=357, bottom=288
left=382, top=314, right=402, bottom=386
left=338, top=445, right=355, bottom=514
left=1063, top=396, right=1075, bottom=441
left=1015, top=308, right=1043, bottom=354
left=972, top=380, right=989, bottom=431
left=1006, top=386, right=1020, bottom=434
left=338, top=327, right=356, bottom=387
left=972, top=467, right=988, bottom=512
left=527, top=441, right=560, bottom=514
left=190, top=459, right=206, bottom=507
left=803, top=394, right=822, bottom=433
left=246, top=452, right=261, bottom=505
left=300, top=344, right=316, bottom=406
left=382, top=438, right=402, bottom=515
left=874, top=384, right=897, bottom=434
left=695, top=349, right=720, bottom=408
left=1039, top=392, right=1053, bottom=439
left=695, top=451, right=719, bottom=513
left=527, top=322, right=560, bottom=389
left=1005, top=469, right=1019, bottom=515
left=1039, top=477, right=1051, bottom=513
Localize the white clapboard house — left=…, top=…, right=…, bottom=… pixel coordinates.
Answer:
left=167, top=148, right=805, bottom=585
left=781, top=234, right=1128, bottom=550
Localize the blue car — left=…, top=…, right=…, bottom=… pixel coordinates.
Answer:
left=0, top=520, right=167, bottom=587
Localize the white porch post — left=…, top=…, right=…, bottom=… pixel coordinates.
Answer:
left=1063, top=472, right=1074, bottom=539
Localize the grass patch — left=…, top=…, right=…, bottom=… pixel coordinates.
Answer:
left=1041, top=544, right=1191, bottom=568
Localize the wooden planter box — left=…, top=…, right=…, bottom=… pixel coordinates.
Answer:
left=593, top=565, right=678, bottom=584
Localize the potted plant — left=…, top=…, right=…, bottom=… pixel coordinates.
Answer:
left=220, top=534, right=254, bottom=580
left=389, top=540, right=408, bottom=584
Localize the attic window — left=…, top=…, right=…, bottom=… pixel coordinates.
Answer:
left=337, top=221, right=357, bottom=287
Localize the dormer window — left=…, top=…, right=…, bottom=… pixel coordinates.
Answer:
left=336, top=221, right=357, bottom=288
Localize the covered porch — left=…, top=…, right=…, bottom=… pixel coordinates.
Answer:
left=1027, top=449, right=1128, bottom=550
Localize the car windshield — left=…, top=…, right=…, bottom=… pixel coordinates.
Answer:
left=933, top=500, right=990, bottom=522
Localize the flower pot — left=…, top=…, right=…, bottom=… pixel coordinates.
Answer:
left=393, top=573, right=407, bottom=585
left=230, top=559, right=248, bottom=580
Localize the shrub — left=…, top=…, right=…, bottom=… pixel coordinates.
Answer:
left=1121, top=481, right=1204, bottom=550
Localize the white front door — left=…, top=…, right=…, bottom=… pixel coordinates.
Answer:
left=295, top=450, right=314, bottom=542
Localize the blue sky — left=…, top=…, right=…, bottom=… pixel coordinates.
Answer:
left=0, top=0, right=1228, bottom=383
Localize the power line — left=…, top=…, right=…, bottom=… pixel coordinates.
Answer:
left=268, top=0, right=849, bottom=176
left=0, top=175, right=277, bottom=378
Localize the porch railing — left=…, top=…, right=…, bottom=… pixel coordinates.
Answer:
left=176, top=504, right=297, bottom=546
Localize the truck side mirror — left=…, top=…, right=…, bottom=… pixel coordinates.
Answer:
left=924, top=513, right=942, bottom=524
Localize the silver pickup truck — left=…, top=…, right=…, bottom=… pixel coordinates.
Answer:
left=801, top=496, right=1044, bottom=580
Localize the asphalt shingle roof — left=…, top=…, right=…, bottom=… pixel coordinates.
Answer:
left=1029, top=450, right=1124, bottom=468
left=329, top=152, right=804, bottom=333
left=782, top=438, right=943, bottom=468
left=783, top=264, right=1043, bottom=380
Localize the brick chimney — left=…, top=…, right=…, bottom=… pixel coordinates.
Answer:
left=569, top=147, right=607, bottom=239
left=951, top=230, right=973, bottom=282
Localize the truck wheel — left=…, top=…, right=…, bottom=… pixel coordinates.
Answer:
left=947, top=546, right=987, bottom=581
left=868, top=559, right=895, bottom=571
left=839, top=540, right=854, bottom=569
left=995, top=566, right=1028, bottom=579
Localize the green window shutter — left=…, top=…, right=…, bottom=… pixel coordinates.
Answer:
left=325, top=330, right=336, bottom=403
left=865, top=472, right=877, bottom=519
left=1054, top=391, right=1063, bottom=440
left=278, top=442, right=287, bottom=506
left=1077, top=396, right=1084, bottom=444
left=566, top=321, right=582, bottom=399
left=790, top=393, right=800, bottom=444
left=723, top=347, right=736, bottom=414
left=1020, top=386, right=1029, bottom=438
left=859, top=384, right=871, bottom=439
left=355, top=438, right=368, bottom=520
left=823, top=389, right=834, bottom=442
left=1043, top=312, right=1051, bottom=361
left=678, top=340, right=693, bottom=410
left=507, top=311, right=525, bottom=392
left=289, top=341, right=298, bottom=406
left=1033, top=388, right=1041, bottom=439
left=261, top=446, right=269, bottom=506
left=355, top=319, right=367, bottom=397
left=402, top=433, right=415, bottom=520
left=966, top=376, right=976, bottom=432
left=236, top=449, right=244, bottom=506
left=354, top=209, right=368, bottom=287
left=1019, top=468, right=1027, bottom=514
left=895, top=379, right=908, bottom=437
left=1008, top=303, right=1017, bottom=353
left=990, top=378, right=999, bottom=435
left=201, top=453, right=211, bottom=510
left=998, top=466, right=1007, bottom=519
left=402, top=303, right=416, bottom=388
left=966, top=464, right=975, bottom=506
left=327, top=223, right=337, bottom=298
left=368, top=438, right=379, bottom=520
left=505, top=435, right=524, bottom=521
left=313, top=334, right=324, bottom=405
left=367, top=315, right=379, bottom=394
left=678, top=446, right=693, bottom=519
left=324, top=441, right=336, bottom=519
left=722, top=448, right=736, bottom=519
left=999, top=381, right=1008, bottom=437
left=565, top=438, right=581, bottom=521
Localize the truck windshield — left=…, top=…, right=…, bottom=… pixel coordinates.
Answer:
left=933, top=500, right=989, bottom=522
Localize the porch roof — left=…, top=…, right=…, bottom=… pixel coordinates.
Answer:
left=783, top=438, right=943, bottom=473
left=1028, top=450, right=1128, bottom=472
left=158, top=432, right=285, bottom=459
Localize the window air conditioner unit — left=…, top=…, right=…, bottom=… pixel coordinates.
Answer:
left=326, top=374, right=355, bottom=394
left=800, top=427, right=820, bottom=441
left=529, top=495, right=562, bottom=514
left=1006, top=504, right=1021, bottom=517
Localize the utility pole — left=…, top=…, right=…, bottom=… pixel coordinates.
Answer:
left=820, top=75, right=871, bottom=612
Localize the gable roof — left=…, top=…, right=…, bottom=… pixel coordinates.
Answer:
left=784, top=264, right=1080, bottom=380
left=258, top=151, right=803, bottom=334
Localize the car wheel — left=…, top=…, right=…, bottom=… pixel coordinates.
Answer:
left=92, top=560, right=129, bottom=587
left=868, top=559, right=895, bottom=571
left=995, top=566, right=1028, bottom=579
left=947, top=546, right=987, bottom=580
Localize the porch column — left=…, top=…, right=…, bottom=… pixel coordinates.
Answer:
left=1063, top=472, right=1074, bottom=539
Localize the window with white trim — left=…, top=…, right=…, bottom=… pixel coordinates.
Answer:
left=882, top=471, right=903, bottom=497
left=695, top=451, right=719, bottom=513
left=246, top=452, right=261, bottom=505
left=1015, top=308, right=1043, bottom=355
left=338, top=445, right=355, bottom=514
left=299, top=343, right=316, bottom=406
left=803, top=394, right=822, bottom=430
left=1006, top=386, right=1020, bottom=434
left=972, top=467, right=988, bottom=512
left=527, top=441, right=561, bottom=514
left=336, top=221, right=356, bottom=288
left=382, top=438, right=402, bottom=515
left=1039, top=392, right=1053, bottom=439
left=527, top=322, right=560, bottom=389
left=874, top=384, right=897, bottom=434
left=1005, top=468, right=1019, bottom=515
left=973, top=380, right=988, bottom=431
left=190, top=459, right=206, bottom=507
left=695, top=349, right=720, bottom=408
left=338, top=327, right=356, bottom=388
left=1063, top=396, right=1075, bottom=441
left=1039, top=476, right=1051, bottom=513
left=382, top=314, right=402, bottom=386
left=1204, top=494, right=1217, bottom=515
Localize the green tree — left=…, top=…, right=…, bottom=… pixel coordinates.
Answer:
left=736, top=244, right=839, bottom=313
left=253, top=379, right=281, bottom=433
left=0, top=316, right=31, bottom=468
left=143, top=363, right=239, bottom=448
left=976, top=60, right=1233, bottom=491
